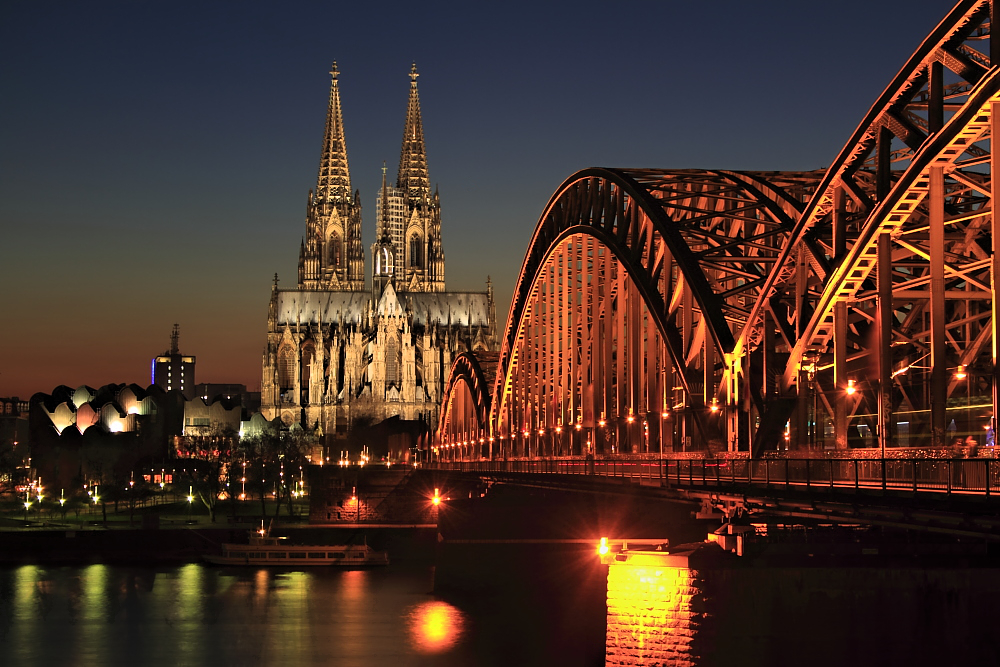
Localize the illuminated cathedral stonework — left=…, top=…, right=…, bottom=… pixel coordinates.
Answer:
left=261, top=63, right=497, bottom=435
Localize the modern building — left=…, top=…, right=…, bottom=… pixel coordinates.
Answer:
left=28, top=383, right=183, bottom=491
left=151, top=324, right=196, bottom=399
left=192, top=383, right=261, bottom=414
left=261, top=63, right=497, bottom=438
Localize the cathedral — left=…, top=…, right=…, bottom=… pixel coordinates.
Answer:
left=261, top=63, right=497, bottom=437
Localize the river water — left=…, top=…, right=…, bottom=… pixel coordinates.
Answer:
left=2, top=556, right=1000, bottom=666
left=0, top=561, right=605, bottom=667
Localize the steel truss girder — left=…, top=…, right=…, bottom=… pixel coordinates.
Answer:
left=474, top=168, right=825, bottom=455
left=747, top=0, right=1000, bottom=453
left=438, top=0, right=1000, bottom=458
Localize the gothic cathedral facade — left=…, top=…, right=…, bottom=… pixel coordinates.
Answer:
left=261, top=64, right=497, bottom=436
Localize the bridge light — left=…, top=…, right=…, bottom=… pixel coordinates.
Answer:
left=575, top=423, right=582, bottom=431
left=598, top=537, right=609, bottom=556
left=598, top=419, right=606, bottom=428
left=538, top=428, right=545, bottom=436
left=662, top=411, right=670, bottom=419
left=555, top=425, right=562, bottom=434
left=432, top=488, right=441, bottom=506
left=709, top=398, right=720, bottom=413
left=846, top=379, right=857, bottom=396
left=955, top=365, right=967, bottom=380
left=627, top=414, right=635, bottom=424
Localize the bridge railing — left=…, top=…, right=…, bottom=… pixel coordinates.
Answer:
left=430, top=457, right=999, bottom=497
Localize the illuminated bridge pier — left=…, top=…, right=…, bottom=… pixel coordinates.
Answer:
left=438, top=0, right=1000, bottom=461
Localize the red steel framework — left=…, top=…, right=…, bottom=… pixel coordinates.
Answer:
left=437, top=0, right=1000, bottom=460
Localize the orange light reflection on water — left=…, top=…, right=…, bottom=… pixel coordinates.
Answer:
left=405, top=600, right=466, bottom=654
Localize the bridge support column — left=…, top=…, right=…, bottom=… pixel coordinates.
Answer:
left=930, top=165, right=947, bottom=448
left=877, top=232, right=893, bottom=454
left=834, top=299, right=848, bottom=449
left=992, top=100, right=1000, bottom=442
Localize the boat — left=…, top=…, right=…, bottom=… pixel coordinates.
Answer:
left=204, top=524, right=389, bottom=567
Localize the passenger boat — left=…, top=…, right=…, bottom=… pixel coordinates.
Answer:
left=205, top=525, right=389, bottom=567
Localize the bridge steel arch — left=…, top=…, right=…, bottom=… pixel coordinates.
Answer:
left=436, top=0, right=1000, bottom=458
left=437, top=351, right=498, bottom=461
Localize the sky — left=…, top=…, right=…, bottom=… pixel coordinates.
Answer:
left=0, top=0, right=956, bottom=399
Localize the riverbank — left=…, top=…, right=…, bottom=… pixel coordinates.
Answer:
left=0, top=525, right=439, bottom=565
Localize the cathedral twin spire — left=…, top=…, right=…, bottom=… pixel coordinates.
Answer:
left=299, top=61, right=441, bottom=295
left=315, top=62, right=351, bottom=204
left=397, top=63, right=430, bottom=201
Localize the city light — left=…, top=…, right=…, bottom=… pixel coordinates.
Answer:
left=432, top=488, right=441, bottom=506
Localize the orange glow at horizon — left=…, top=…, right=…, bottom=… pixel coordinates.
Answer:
left=406, top=600, right=466, bottom=654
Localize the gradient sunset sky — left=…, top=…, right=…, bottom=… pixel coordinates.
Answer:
left=1, top=0, right=951, bottom=398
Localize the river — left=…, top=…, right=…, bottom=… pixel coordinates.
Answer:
left=0, top=560, right=606, bottom=667
left=2, top=554, right=999, bottom=666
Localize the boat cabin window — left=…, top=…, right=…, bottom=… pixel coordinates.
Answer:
left=270, top=553, right=287, bottom=558
left=353, top=552, right=364, bottom=558
left=308, top=552, right=326, bottom=559
left=289, top=553, right=306, bottom=559
left=249, top=553, right=265, bottom=559
left=329, top=552, right=345, bottom=559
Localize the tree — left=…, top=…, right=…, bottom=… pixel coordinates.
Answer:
left=237, top=421, right=314, bottom=519
left=176, top=425, right=238, bottom=523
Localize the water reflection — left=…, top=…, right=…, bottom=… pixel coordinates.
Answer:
left=405, top=600, right=466, bottom=654
left=0, top=564, right=477, bottom=667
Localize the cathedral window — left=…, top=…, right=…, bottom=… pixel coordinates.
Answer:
left=376, top=246, right=393, bottom=276
left=410, top=234, right=421, bottom=267
left=328, top=233, right=341, bottom=267
left=278, top=345, right=296, bottom=392
left=386, top=338, right=400, bottom=387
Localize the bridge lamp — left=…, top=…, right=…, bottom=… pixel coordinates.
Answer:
left=598, top=537, right=609, bottom=556
left=598, top=419, right=606, bottom=428
left=627, top=414, right=635, bottom=424
left=575, top=423, right=582, bottom=431
left=555, top=426, right=562, bottom=434
left=662, top=411, right=670, bottom=419
left=432, top=488, right=441, bottom=506
left=709, top=398, right=720, bottom=413
left=846, top=379, right=857, bottom=396
left=955, top=365, right=967, bottom=380
left=538, top=428, right=545, bottom=436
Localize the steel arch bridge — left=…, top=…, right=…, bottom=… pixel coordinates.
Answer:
left=437, top=0, right=1000, bottom=461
